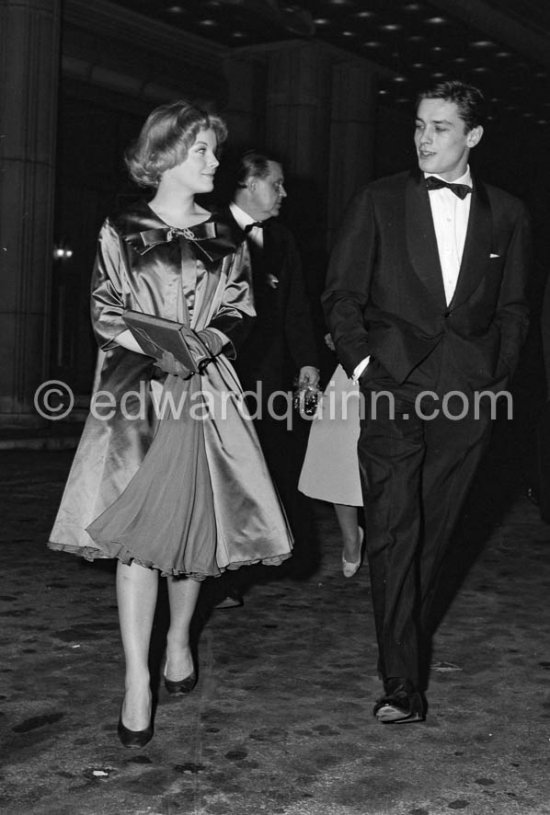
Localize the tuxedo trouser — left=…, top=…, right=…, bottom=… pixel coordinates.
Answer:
left=358, top=386, right=493, bottom=687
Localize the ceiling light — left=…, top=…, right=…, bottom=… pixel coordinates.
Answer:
left=409, top=35, right=425, bottom=42
left=537, top=120, right=548, bottom=125
left=198, top=19, right=217, bottom=26
left=393, top=76, right=407, bottom=82
left=496, top=51, right=511, bottom=58
left=412, top=63, right=424, bottom=68
left=356, top=10, right=373, bottom=17
left=314, top=18, right=330, bottom=25
left=454, top=57, right=467, bottom=63
left=381, top=23, right=402, bottom=31
left=470, top=40, right=494, bottom=48
left=473, top=66, right=488, bottom=72
left=431, top=46, right=443, bottom=52
left=341, top=30, right=356, bottom=36
left=364, top=41, right=382, bottom=47
left=166, top=5, right=184, bottom=12
left=378, top=89, right=388, bottom=95
left=404, top=3, right=422, bottom=10
left=426, top=16, right=447, bottom=24
left=432, top=72, right=445, bottom=78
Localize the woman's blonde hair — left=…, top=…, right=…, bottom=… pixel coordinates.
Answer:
left=125, top=100, right=227, bottom=188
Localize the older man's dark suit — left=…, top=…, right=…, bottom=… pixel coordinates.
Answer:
left=220, top=207, right=319, bottom=542
left=323, top=169, right=531, bottom=688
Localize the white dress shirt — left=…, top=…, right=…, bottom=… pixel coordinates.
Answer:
left=352, top=166, right=473, bottom=381
left=229, top=201, right=264, bottom=248
left=425, top=166, right=472, bottom=306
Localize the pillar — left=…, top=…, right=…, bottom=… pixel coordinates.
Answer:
left=222, top=54, right=264, bottom=149
left=264, top=42, right=333, bottom=203
left=328, top=63, right=378, bottom=243
left=0, top=0, right=61, bottom=425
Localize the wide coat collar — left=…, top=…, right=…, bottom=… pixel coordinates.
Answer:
left=405, top=169, right=492, bottom=311
left=113, top=199, right=244, bottom=264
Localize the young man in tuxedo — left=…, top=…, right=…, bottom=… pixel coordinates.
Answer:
left=323, top=81, right=531, bottom=723
left=214, top=151, right=320, bottom=607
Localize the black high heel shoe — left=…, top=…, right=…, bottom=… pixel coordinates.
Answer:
left=117, top=714, right=153, bottom=748
left=164, top=669, right=197, bottom=695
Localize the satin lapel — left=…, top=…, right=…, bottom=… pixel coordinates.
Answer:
left=405, top=173, right=447, bottom=308
left=448, top=180, right=492, bottom=308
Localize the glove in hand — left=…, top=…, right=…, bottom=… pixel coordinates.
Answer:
left=154, top=350, right=192, bottom=379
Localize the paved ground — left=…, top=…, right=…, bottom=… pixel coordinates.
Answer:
left=1, top=418, right=550, bottom=815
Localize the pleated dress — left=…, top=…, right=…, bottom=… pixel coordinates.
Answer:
left=48, top=201, right=293, bottom=578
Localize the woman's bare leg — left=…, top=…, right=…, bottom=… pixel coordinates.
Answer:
left=165, top=577, right=201, bottom=680
left=334, top=503, right=363, bottom=564
left=117, top=560, right=158, bottom=730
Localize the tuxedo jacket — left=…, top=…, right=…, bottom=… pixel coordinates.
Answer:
left=219, top=206, right=319, bottom=394
left=322, top=170, right=531, bottom=393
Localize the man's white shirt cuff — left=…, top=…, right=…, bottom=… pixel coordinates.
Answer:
left=352, top=356, right=370, bottom=382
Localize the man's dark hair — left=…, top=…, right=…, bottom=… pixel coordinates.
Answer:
left=416, top=80, right=487, bottom=131
left=235, top=150, right=281, bottom=188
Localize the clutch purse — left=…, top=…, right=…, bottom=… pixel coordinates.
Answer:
left=122, top=310, right=199, bottom=373
left=292, top=379, right=320, bottom=417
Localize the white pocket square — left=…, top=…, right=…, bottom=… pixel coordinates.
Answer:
left=490, top=253, right=500, bottom=258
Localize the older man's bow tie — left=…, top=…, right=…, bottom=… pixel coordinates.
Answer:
left=244, top=220, right=265, bottom=233
left=425, top=176, right=472, bottom=199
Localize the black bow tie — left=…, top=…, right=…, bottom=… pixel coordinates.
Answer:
left=425, top=176, right=472, bottom=199
left=244, top=221, right=265, bottom=233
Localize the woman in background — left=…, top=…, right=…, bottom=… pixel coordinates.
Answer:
left=299, top=335, right=364, bottom=577
left=49, top=101, right=292, bottom=748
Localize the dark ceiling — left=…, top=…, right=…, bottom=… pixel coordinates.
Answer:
left=109, top=0, right=550, bottom=127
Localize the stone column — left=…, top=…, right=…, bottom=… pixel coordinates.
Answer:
left=222, top=54, right=264, bottom=150
left=0, top=0, right=61, bottom=425
left=328, top=62, right=378, bottom=245
left=262, top=42, right=378, bottom=250
left=264, top=42, right=333, bottom=204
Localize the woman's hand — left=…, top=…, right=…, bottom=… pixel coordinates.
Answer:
left=324, top=332, right=335, bottom=352
left=298, top=365, right=320, bottom=390
left=154, top=350, right=192, bottom=379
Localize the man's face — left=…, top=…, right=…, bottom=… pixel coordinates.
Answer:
left=414, top=98, right=482, bottom=181
left=248, top=161, right=287, bottom=219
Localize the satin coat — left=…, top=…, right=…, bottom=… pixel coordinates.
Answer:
left=49, top=201, right=293, bottom=573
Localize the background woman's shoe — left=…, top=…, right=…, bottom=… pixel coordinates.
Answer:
left=117, top=715, right=153, bottom=748
left=342, top=554, right=361, bottom=578
left=214, top=590, right=244, bottom=609
left=164, top=670, right=197, bottom=695
left=342, top=528, right=364, bottom=578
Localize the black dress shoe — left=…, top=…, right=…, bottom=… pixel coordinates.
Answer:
left=164, top=670, right=197, bottom=695
left=373, top=678, right=426, bottom=724
left=117, top=715, right=153, bottom=748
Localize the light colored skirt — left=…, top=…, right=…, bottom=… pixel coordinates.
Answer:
left=298, top=364, right=362, bottom=507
